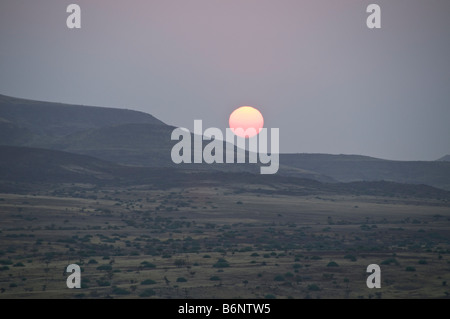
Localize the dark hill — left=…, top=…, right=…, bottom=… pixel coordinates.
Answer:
left=0, top=145, right=119, bottom=183
left=281, top=153, right=450, bottom=191
left=1, top=145, right=449, bottom=201
left=0, top=94, right=164, bottom=139
left=1, top=94, right=449, bottom=190
left=56, top=123, right=176, bottom=166
left=437, top=155, right=450, bottom=162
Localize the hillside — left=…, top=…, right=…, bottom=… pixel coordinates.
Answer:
left=281, top=153, right=450, bottom=191
left=1, top=94, right=450, bottom=190
left=0, top=145, right=119, bottom=184
left=1, top=145, right=450, bottom=201
left=437, top=155, right=450, bottom=162
left=0, top=94, right=165, bottom=141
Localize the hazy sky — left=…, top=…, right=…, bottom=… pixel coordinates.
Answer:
left=1, top=0, right=449, bottom=160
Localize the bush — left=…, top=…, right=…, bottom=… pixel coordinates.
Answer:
left=265, top=294, right=276, bottom=299
left=96, top=280, right=111, bottom=287
left=13, top=262, right=25, bottom=267
left=344, top=254, right=357, bottom=262
left=213, top=261, right=230, bottom=268
left=141, top=279, right=156, bottom=285
left=307, top=284, right=321, bottom=291
left=418, top=259, right=427, bottom=265
left=141, top=261, right=156, bottom=268
left=327, top=261, right=339, bottom=267
left=139, top=288, right=156, bottom=297
left=176, top=277, right=187, bottom=283
left=96, top=265, right=112, bottom=271
left=9, top=283, right=18, bottom=288
left=0, top=266, right=10, bottom=271
left=174, top=259, right=186, bottom=268
left=88, top=259, right=98, bottom=264
left=203, top=255, right=211, bottom=258
left=381, top=258, right=398, bottom=265
left=274, top=275, right=285, bottom=282
left=210, top=276, right=221, bottom=281
left=405, top=266, right=416, bottom=272
left=112, top=287, right=130, bottom=295
left=0, top=260, right=13, bottom=265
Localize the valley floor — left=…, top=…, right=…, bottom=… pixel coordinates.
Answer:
left=0, top=184, right=449, bottom=299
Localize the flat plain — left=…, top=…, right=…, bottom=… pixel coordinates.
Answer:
left=0, top=182, right=449, bottom=299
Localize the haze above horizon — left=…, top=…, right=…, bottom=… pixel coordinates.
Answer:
left=1, top=0, right=449, bottom=161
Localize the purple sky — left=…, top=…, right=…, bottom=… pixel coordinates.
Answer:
left=1, top=0, right=449, bottom=160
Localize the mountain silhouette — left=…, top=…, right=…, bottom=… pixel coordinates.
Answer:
left=1, top=145, right=449, bottom=201
left=1, top=93, right=450, bottom=190
left=437, top=155, right=450, bottom=162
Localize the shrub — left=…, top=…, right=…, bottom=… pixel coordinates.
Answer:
left=96, top=265, right=112, bottom=271
left=344, top=254, right=357, bottom=262
left=0, top=260, right=13, bottom=265
left=141, top=261, right=156, bottom=268
left=176, top=277, right=187, bottom=283
left=13, top=262, right=25, bottom=267
left=274, top=275, right=285, bottom=282
left=327, top=261, right=339, bottom=267
left=174, top=259, right=186, bottom=268
left=265, top=294, right=276, bottom=299
left=307, top=284, right=321, bottom=291
left=405, top=266, right=416, bottom=272
left=88, top=259, right=98, bottom=264
left=210, top=276, right=221, bottom=281
left=381, top=258, right=398, bottom=265
left=418, top=259, right=427, bottom=265
left=141, top=279, right=156, bottom=285
left=112, top=287, right=130, bottom=295
left=213, top=261, right=230, bottom=268
left=139, top=288, right=156, bottom=297
left=96, top=280, right=111, bottom=287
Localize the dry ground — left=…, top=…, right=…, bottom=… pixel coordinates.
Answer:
left=0, top=183, right=449, bottom=299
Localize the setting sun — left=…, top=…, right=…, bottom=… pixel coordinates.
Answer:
left=229, top=106, right=264, bottom=138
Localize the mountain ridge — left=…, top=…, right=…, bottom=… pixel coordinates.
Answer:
left=1, top=94, right=450, bottom=190
left=1, top=145, right=449, bottom=202
left=0, top=93, right=165, bottom=138
left=437, top=155, right=450, bottom=162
